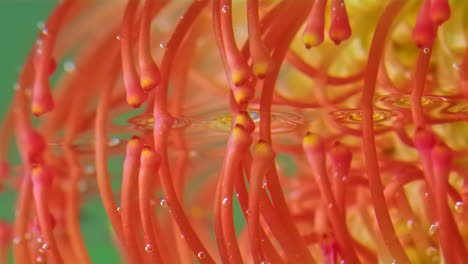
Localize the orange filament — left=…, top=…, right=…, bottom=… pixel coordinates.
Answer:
left=31, top=165, right=63, bottom=264
left=217, top=0, right=252, bottom=86
left=328, top=0, right=352, bottom=45
left=121, top=137, right=144, bottom=264
left=413, top=0, right=436, bottom=48
left=31, top=0, right=73, bottom=116
left=122, top=0, right=147, bottom=107
left=246, top=0, right=271, bottom=78
left=138, top=147, right=165, bottom=264
left=137, top=0, right=162, bottom=92
left=303, top=0, right=327, bottom=48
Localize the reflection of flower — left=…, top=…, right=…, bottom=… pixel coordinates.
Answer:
left=1, top=0, right=468, bottom=263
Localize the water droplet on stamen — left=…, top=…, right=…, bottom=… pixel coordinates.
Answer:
left=426, top=246, right=438, bottom=256
left=37, top=21, right=45, bottom=30
left=197, top=251, right=206, bottom=259
left=221, top=5, right=229, bottom=13
left=36, top=237, right=44, bottom=244
left=76, top=179, right=88, bottom=192
left=454, top=201, right=464, bottom=214
left=63, top=60, right=76, bottom=73
left=41, top=28, right=49, bottom=35
left=160, top=198, right=168, bottom=208
left=41, top=243, right=49, bottom=250
left=84, top=165, right=96, bottom=175
left=36, top=256, right=45, bottom=263
left=180, top=234, right=185, bottom=239
left=222, top=197, right=231, bottom=206
left=429, top=221, right=439, bottom=235
left=116, top=35, right=121, bottom=40
left=145, top=243, right=154, bottom=253
left=13, top=237, right=21, bottom=244
left=107, top=137, right=121, bottom=147
left=116, top=206, right=121, bottom=213
left=159, top=42, right=168, bottom=49
left=423, top=48, right=430, bottom=54
left=262, top=181, right=268, bottom=190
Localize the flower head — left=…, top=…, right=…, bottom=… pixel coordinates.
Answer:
left=1, top=0, right=468, bottom=263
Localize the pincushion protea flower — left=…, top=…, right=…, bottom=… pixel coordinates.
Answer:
left=1, top=0, right=468, bottom=263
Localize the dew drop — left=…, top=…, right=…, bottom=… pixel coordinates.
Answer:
left=145, top=243, right=154, bottom=253
left=63, top=60, right=76, bottom=73
left=180, top=234, right=185, bottom=239
left=391, top=260, right=397, bottom=264
left=107, top=137, right=121, bottom=147
left=84, top=165, right=96, bottom=175
left=160, top=198, right=168, bottom=208
left=221, top=5, right=229, bottom=13
left=429, top=221, right=439, bottom=235
left=116, top=206, right=122, bottom=213
left=41, top=243, right=49, bottom=250
left=76, top=179, right=88, bottom=193
left=222, top=197, right=231, bottom=206
left=423, top=48, right=430, bottom=54
left=262, top=181, right=268, bottom=190
left=260, top=261, right=271, bottom=264
left=159, top=42, right=168, bottom=49
left=453, top=63, right=461, bottom=70
left=37, top=21, right=45, bottom=30
left=36, top=256, right=45, bottom=263
left=406, top=219, right=415, bottom=229
left=116, top=35, right=121, bottom=40
left=426, top=246, right=438, bottom=257
left=13, top=237, right=21, bottom=244
left=197, top=251, right=206, bottom=259
left=41, top=28, right=49, bottom=35
left=454, top=201, right=464, bottom=214
left=36, top=237, right=44, bottom=244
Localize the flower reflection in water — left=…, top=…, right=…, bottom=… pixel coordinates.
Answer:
left=1, top=0, right=468, bottom=263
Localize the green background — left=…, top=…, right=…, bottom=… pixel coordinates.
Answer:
left=0, top=2, right=121, bottom=263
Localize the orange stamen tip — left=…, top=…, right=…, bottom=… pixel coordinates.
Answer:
left=140, top=78, right=155, bottom=91
left=233, top=87, right=253, bottom=104
left=141, top=147, right=153, bottom=158
left=235, top=111, right=255, bottom=133
left=232, top=124, right=248, bottom=140
left=329, top=30, right=351, bottom=45
left=232, top=70, right=248, bottom=86
left=128, top=136, right=141, bottom=146
left=303, top=132, right=320, bottom=147
left=253, top=141, right=273, bottom=157
left=303, top=33, right=322, bottom=48
left=127, top=95, right=144, bottom=108
left=253, top=63, right=269, bottom=78
left=31, top=103, right=52, bottom=117
left=31, top=165, right=53, bottom=186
